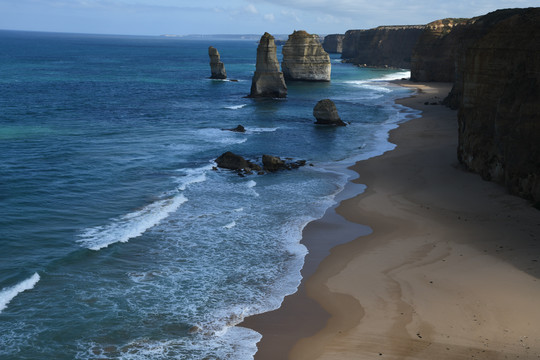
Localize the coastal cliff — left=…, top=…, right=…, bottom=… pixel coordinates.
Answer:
left=341, top=25, right=425, bottom=68
left=410, top=18, right=473, bottom=82
left=455, top=8, right=540, bottom=203
left=249, top=32, right=287, bottom=98
left=281, top=30, right=331, bottom=81
left=323, top=34, right=345, bottom=54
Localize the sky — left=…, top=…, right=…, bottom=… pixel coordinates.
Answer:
left=0, top=0, right=538, bottom=36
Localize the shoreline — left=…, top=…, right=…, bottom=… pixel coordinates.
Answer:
left=242, top=81, right=540, bottom=359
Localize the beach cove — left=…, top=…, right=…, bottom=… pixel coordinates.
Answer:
left=244, top=82, right=540, bottom=359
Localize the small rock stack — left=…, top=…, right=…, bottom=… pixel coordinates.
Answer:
left=208, top=46, right=227, bottom=79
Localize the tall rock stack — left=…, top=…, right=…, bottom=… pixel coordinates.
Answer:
left=281, top=30, right=331, bottom=81
left=208, top=46, right=227, bottom=79
left=249, top=33, right=287, bottom=98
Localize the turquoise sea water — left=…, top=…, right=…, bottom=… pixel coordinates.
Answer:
left=0, top=30, right=419, bottom=359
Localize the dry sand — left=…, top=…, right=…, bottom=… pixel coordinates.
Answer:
left=243, top=81, right=540, bottom=360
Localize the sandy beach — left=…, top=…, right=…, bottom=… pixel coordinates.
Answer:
left=243, top=81, right=540, bottom=359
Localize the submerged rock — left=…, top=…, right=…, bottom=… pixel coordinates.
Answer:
left=208, top=46, right=227, bottom=79
left=249, top=33, right=287, bottom=98
left=222, top=125, right=246, bottom=133
left=282, top=30, right=331, bottom=81
left=313, top=99, right=346, bottom=126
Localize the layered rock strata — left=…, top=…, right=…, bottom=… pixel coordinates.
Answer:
left=341, top=25, right=425, bottom=68
left=454, top=8, right=540, bottom=203
left=323, top=34, right=345, bottom=53
left=410, top=18, right=474, bottom=82
left=281, top=30, right=331, bottom=81
left=249, top=33, right=287, bottom=98
left=208, top=46, right=227, bottom=79
left=313, top=99, right=346, bottom=126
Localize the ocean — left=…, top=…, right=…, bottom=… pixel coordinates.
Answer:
left=0, top=30, right=419, bottom=359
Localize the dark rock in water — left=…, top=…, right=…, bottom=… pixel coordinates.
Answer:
left=215, top=152, right=258, bottom=172
left=222, top=125, right=246, bottom=133
left=282, top=30, right=331, bottom=81
left=262, top=154, right=286, bottom=172
left=208, top=46, right=227, bottom=79
left=313, top=99, right=346, bottom=126
left=249, top=32, right=287, bottom=98
left=263, top=155, right=307, bottom=172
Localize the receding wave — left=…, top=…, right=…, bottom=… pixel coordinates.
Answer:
left=0, top=273, right=40, bottom=313
left=224, top=104, right=247, bottom=110
left=77, top=194, right=187, bottom=251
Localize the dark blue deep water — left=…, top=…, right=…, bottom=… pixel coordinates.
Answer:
left=0, top=30, right=418, bottom=359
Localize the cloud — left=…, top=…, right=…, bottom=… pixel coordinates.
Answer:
left=244, top=3, right=259, bottom=14
left=264, top=13, right=275, bottom=21
left=281, top=9, right=301, bottom=23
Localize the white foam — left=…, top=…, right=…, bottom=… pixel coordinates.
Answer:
left=0, top=273, right=40, bottom=313
left=223, top=221, right=236, bottom=229
left=77, top=194, right=187, bottom=251
left=175, top=164, right=213, bottom=191
left=197, top=128, right=248, bottom=145
left=246, top=127, right=278, bottom=133
left=246, top=180, right=256, bottom=188
left=224, top=104, right=247, bottom=110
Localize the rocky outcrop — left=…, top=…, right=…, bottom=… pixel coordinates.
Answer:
left=208, top=46, right=227, bottom=79
left=249, top=33, right=287, bottom=98
left=313, top=99, right=346, bottom=126
left=341, top=25, right=425, bottom=68
left=323, top=34, right=345, bottom=54
left=454, top=8, right=540, bottom=204
left=281, top=30, right=331, bottom=81
left=222, top=125, right=246, bottom=133
left=215, top=152, right=260, bottom=173
left=215, top=152, right=307, bottom=175
left=410, top=18, right=474, bottom=82
left=263, top=155, right=307, bottom=172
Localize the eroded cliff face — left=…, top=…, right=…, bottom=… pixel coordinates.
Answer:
left=281, top=30, right=331, bottom=81
left=455, top=8, right=540, bottom=203
left=249, top=32, right=287, bottom=98
left=323, top=34, right=345, bottom=54
left=410, top=18, right=474, bottom=82
left=341, top=26, right=425, bottom=68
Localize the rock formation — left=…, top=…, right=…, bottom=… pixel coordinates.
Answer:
left=410, top=18, right=474, bottom=82
left=215, top=152, right=260, bottom=173
left=249, top=33, right=287, bottom=98
left=208, top=46, right=227, bottom=79
left=281, top=30, right=331, bottom=81
left=341, top=25, right=425, bottom=68
left=222, top=125, right=246, bottom=133
left=313, top=99, right=346, bottom=126
left=323, top=34, right=345, bottom=54
left=453, top=8, right=540, bottom=204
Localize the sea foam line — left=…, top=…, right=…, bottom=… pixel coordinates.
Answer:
left=77, top=194, right=187, bottom=251
left=0, top=273, right=40, bottom=313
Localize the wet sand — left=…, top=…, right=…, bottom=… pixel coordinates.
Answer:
left=242, top=81, right=540, bottom=360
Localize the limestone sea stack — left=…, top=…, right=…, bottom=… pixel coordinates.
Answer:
left=313, top=99, right=346, bottom=126
left=208, top=46, right=227, bottom=79
left=249, top=33, right=287, bottom=98
left=282, top=30, right=331, bottom=81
